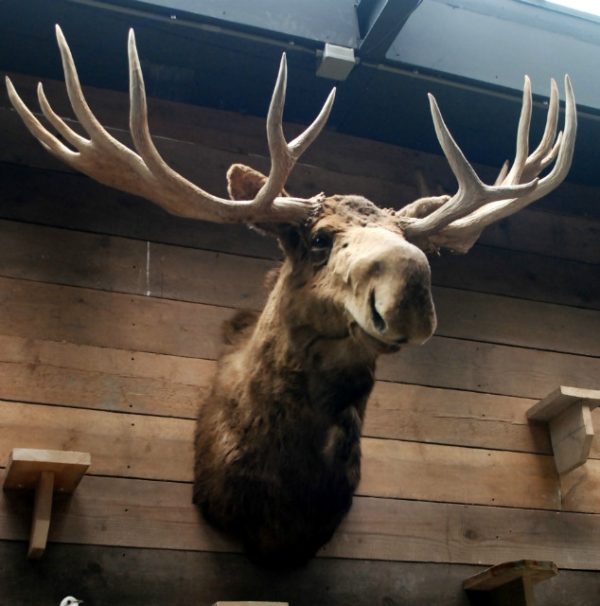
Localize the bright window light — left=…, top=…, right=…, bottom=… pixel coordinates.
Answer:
left=545, top=0, right=600, bottom=17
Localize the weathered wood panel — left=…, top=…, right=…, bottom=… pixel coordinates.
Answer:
left=1, top=164, right=599, bottom=309
left=3, top=476, right=600, bottom=570
left=0, top=335, right=210, bottom=418
left=0, top=400, right=561, bottom=511
left=429, top=246, right=600, bottom=311
left=2, top=542, right=599, bottom=606
left=6, top=399, right=600, bottom=516
left=0, top=334, right=555, bottom=456
left=1, top=219, right=599, bottom=355
left=0, top=276, right=599, bottom=399
left=0, top=162, right=279, bottom=258
left=378, top=338, right=600, bottom=399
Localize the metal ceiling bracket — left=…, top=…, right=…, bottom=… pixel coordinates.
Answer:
left=356, top=0, right=423, bottom=62
left=316, top=43, right=356, bottom=81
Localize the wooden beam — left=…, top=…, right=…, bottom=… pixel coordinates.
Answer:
left=528, top=386, right=600, bottom=474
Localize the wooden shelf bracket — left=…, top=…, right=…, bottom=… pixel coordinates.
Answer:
left=527, top=386, right=600, bottom=475
left=3, top=448, right=91, bottom=558
left=464, top=560, right=558, bottom=606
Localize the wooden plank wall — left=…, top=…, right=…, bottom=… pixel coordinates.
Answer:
left=1, top=73, right=600, bottom=605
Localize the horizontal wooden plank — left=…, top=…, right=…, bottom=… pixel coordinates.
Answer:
left=1, top=219, right=599, bottom=355
left=0, top=218, right=272, bottom=311
left=6, top=331, right=600, bottom=466
left=0, top=334, right=553, bottom=456
left=5, top=400, right=597, bottom=514
left=481, top=210, right=600, bottom=266
left=0, top=274, right=227, bottom=359
left=0, top=335, right=210, bottom=418
left=2, top=475, right=600, bottom=570
left=0, top=162, right=279, bottom=259
left=429, top=245, right=600, bottom=311
left=378, top=337, right=600, bottom=400
left=3, top=542, right=599, bottom=606
left=2, top=162, right=599, bottom=309
left=0, top=276, right=599, bottom=400
left=0, top=541, right=480, bottom=606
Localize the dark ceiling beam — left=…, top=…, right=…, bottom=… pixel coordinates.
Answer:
left=356, top=0, right=422, bottom=62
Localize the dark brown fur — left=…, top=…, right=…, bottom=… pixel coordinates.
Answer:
left=193, top=167, right=437, bottom=567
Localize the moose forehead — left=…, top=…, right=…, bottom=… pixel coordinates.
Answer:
left=312, top=194, right=398, bottom=233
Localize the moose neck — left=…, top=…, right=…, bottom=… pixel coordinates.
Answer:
left=242, top=259, right=377, bottom=393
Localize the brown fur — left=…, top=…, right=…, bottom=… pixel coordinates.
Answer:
left=193, top=168, right=437, bottom=567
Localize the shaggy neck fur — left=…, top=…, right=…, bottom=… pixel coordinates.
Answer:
left=194, top=256, right=378, bottom=567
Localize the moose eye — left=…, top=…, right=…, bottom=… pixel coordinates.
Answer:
left=310, top=230, right=334, bottom=265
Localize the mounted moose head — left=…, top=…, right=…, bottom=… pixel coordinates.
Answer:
left=7, top=26, right=577, bottom=567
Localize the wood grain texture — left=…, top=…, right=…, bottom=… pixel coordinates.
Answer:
left=0, top=400, right=566, bottom=511
left=2, top=477, right=600, bottom=569
left=0, top=542, right=478, bottom=606
left=4, top=541, right=600, bottom=606
left=378, top=337, right=600, bottom=400
left=0, top=334, right=557, bottom=457
left=0, top=334, right=210, bottom=418
left=0, top=219, right=599, bottom=356
left=0, top=276, right=598, bottom=400
left=1, top=163, right=599, bottom=310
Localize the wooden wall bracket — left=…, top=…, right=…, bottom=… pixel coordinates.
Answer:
left=527, top=386, right=600, bottom=475
left=2, top=448, right=91, bottom=558
left=464, top=560, right=558, bottom=606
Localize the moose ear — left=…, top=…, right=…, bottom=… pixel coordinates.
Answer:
left=227, top=163, right=303, bottom=255
left=227, top=163, right=289, bottom=200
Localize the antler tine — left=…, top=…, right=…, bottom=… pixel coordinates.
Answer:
left=494, top=160, right=510, bottom=185
left=55, top=25, right=123, bottom=152
left=126, top=28, right=220, bottom=214
left=499, top=77, right=560, bottom=186
left=289, top=84, right=336, bottom=157
left=254, top=54, right=336, bottom=210
left=522, top=78, right=559, bottom=181
left=426, top=75, right=577, bottom=252
left=5, top=76, right=78, bottom=159
left=37, top=82, right=88, bottom=149
left=503, top=76, right=532, bottom=185
left=403, top=93, right=539, bottom=238
left=7, top=26, right=336, bottom=224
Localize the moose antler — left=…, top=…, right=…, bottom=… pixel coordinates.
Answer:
left=5, top=25, right=335, bottom=224
left=400, top=75, right=576, bottom=252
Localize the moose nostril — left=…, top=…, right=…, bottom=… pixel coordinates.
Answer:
left=369, top=289, right=386, bottom=333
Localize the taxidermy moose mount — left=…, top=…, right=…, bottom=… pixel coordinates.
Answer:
left=7, top=26, right=576, bottom=566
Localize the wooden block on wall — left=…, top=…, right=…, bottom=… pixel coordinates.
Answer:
left=4, top=449, right=91, bottom=493
left=528, top=386, right=600, bottom=474
left=3, top=448, right=91, bottom=558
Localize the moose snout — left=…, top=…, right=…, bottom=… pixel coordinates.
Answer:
left=369, top=268, right=437, bottom=345
left=342, top=227, right=437, bottom=347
